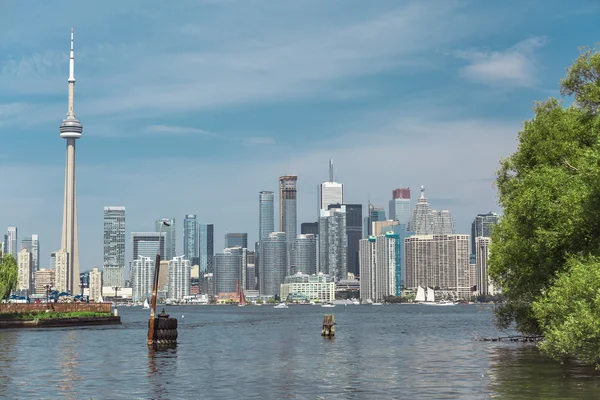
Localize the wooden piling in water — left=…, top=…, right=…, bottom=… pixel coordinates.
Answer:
left=322, top=314, right=335, bottom=338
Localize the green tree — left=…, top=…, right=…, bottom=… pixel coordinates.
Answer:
left=0, top=254, right=18, bottom=299
left=489, top=46, right=600, bottom=364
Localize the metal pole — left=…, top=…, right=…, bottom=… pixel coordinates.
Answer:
left=148, top=220, right=169, bottom=347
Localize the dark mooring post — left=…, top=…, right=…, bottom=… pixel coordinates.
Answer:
left=147, top=252, right=162, bottom=347
left=321, top=314, right=335, bottom=338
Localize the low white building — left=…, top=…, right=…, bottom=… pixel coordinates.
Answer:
left=280, top=272, right=335, bottom=302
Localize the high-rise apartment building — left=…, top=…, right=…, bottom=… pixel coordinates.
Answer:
left=131, top=232, right=165, bottom=260
left=183, top=214, right=199, bottom=264
left=199, top=224, right=214, bottom=274
left=17, top=248, right=33, bottom=293
left=35, top=269, right=55, bottom=295
left=410, top=186, right=434, bottom=234
left=246, top=250, right=257, bottom=291
left=103, top=207, right=126, bottom=288
left=131, top=256, right=155, bottom=301
left=155, top=218, right=176, bottom=260
left=377, top=224, right=413, bottom=292
left=214, top=247, right=243, bottom=294
left=89, top=267, right=102, bottom=301
left=259, top=232, right=287, bottom=296
left=405, top=234, right=471, bottom=299
left=291, top=234, right=317, bottom=275
left=259, top=191, right=275, bottom=241
left=300, top=222, right=318, bottom=236
left=475, top=237, right=498, bottom=296
left=279, top=176, right=298, bottom=245
left=432, top=210, right=454, bottom=234
left=389, top=187, right=411, bottom=227
left=168, top=256, right=191, bottom=300
left=225, top=233, right=248, bottom=249
left=6, top=227, right=17, bottom=258
left=54, top=249, right=69, bottom=293
left=343, top=204, right=363, bottom=276
left=471, top=212, right=499, bottom=255
left=21, top=234, right=40, bottom=271
left=359, top=233, right=400, bottom=302
left=319, top=205, right=347, bottom=281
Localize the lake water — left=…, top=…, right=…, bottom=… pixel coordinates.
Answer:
left=0, top=304, right=598, bottom=399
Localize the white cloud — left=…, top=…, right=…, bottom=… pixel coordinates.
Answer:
left=456, top=37, right=547, bottom=88
left=145, top=125, right=216, bottom=136
left=243, top=136, right=274, bottom=146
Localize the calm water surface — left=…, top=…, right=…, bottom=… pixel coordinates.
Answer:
left=0, top=304, right=598, bottom=399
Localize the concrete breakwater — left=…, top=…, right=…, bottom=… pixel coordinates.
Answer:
left=0, top=302, right=112, bottom=314
left=0, top=316, right=121, bottom=329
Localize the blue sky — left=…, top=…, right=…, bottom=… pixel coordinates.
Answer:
left=1, top=0, right=598, bottom=271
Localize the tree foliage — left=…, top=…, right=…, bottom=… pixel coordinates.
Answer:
left=489, top=46, right=600, bottom=365
left=0, top=254, right=18, bottom=299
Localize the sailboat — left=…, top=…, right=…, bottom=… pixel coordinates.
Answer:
left=415, top=286, right=426, bottom=302
left=98, top=295, right=104, bottom=303
left=426, top=287, right=435, bottom=303
left=143, top=299, right=150, bottom=309
left=237, top=280, right=246, bottom=307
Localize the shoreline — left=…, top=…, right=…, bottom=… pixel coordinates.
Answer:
left=0, top=315, right=121, bottom=329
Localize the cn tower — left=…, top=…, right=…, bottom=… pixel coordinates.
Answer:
left=59, top=28, right=83, bottom=294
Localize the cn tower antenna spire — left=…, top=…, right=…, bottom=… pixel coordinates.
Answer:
left=329, top=159, right=334, bottom=182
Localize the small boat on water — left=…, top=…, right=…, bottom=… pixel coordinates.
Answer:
left=352, top=300, right=360, bottom=305
left=143, top=299, right=150, bottom=309
left=372, top=302, right=383, bottom=306
left=273, top=303, right=289, bottom=309
left=321, top=303, right=335, bottom=308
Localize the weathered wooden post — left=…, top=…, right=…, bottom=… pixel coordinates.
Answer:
left=148, top=221, right=178, bottom=348
left=321, top=314, right=335, bottom=338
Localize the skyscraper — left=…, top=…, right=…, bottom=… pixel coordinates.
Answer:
left=279, top=176, right=298, bottom=245
left=54, top=249, right=69, bottom=293
left=432, top=210, right=454, bottom=234
left=17, top=248, right=33, bottom=294
left=183, top=214, right=199, bottom=264
left=365, top=205, right=386, bottom=237
left=359, top=233, right=399, bottom=302
left=410, top=186, right=434, bottom=234
left=155, top=218, right=176, bottom=260
left=225, top=233, right=248, bottom=249
left=475, top=237, right=494, bottom=295
left=89, top=267, right=102, bottom=302
left=389, top=187, right=411, bottom=227
left=103, top=207, right=126, bottom=288
left=471, top=212, right=499, bottom=255
left=259, top=191, right=275, bottom=241
left=7, top=227, right=17, bottom=258
left=318, top=160, right=343, bottom=215
left=59, top=29, right=83, bottom=295
left=21, top=234, right=39, bottom=270
left=131, top=232, right=165, bottom=260
left=131, top=256, right=155, bottom=301
left=199, top=224, right=214, bottom=274
left=168, top=256, right=191, bottom=300
left=340, top=204, right=362, bottom=276
left=319, top=205, right=347, bottom=281
left=291, top=234, right=317, bottom=275
left=259, top=232, right=287, bottom=296
left=214, top=247, right=243, bottom=294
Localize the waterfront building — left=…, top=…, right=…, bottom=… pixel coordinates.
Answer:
left=155, top=218, right=176, bottom=260
left=21, top=234, right=39, bottom=271
left=389, top=188, right=411, bottom=227
left=199, top=224, right=214, bottom=274
left=405, top=234, right=471, bottom=299
left=131, top=256, right=155, bottom=301
left=17, top=248, right=33, bottom=293
left=89, top=267, right=102, bottom=301
left=58, top=30, right=84, bottom=295
left=359, top=233, right=399, bottom=302
left=259, top=232, right=287, bottom=296
left=158, top=260, right=169, bottom=292
left=343, top=204, right=362, bottom=277
left=214, top=247, right=243, bottom=294
left=280, top=272, right=335, bottom=302
left=168, top=256, right=191, bottom=300
left=35, top=269, right=55, bottom=295
left=259, top=191, right=275, bottom=241
left=7, top=227, right=17, bottom=258
left=471, top=212, right=499, bottom=255
left=246, top=251, right=257, bottom=291
left=201, top=273, right=215, bottom=297
left=225, top=233, right=248, bottom=249
left=290, top=234, right=317, bottom=275
left=300, top=222, right=318, bottom=236
left=54, top=249, right=69, bottom=293
left=279, top=176, right=298, bottom=249
left=475, top=237, right=499, bottom=295
left=131, top=232, right=165, bottom=260
left=318, top=205, right=347, bottom=281
left=183, top=214, right=199, bottom=264
left=104, top=206, right=126, bottom=288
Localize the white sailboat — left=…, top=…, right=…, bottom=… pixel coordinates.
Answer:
left=143, top=299, right=150, bottom=309
left=426, top=287, right=435, bottom=303
left=415, top=286, right=426, bottom=302
left=98, top=295, right=104, bottom=303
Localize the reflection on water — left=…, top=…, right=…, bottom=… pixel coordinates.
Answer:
left=1, top=306, right=600, bottom=399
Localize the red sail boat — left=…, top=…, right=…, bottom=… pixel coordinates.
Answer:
left=237, top=280, right=246, bottom=307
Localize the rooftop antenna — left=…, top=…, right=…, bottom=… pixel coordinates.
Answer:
left=329, top=159, right=334, bottom=182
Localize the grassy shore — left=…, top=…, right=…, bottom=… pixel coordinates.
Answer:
left=0, top=311, right=113, bottom=320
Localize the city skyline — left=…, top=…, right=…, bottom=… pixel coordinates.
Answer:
left=1, top=1, right=597, bottom=270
